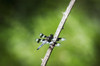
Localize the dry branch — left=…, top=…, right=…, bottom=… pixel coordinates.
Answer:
left=41, top=0, right=76, bottom=66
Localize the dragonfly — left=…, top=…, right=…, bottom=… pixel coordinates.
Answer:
left=36, top=33, right=65, bottom=50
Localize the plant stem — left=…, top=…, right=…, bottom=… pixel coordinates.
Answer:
left=41, top=0, right=76, bottom=66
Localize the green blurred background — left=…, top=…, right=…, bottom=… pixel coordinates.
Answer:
left=0, top=0, right=100, bottom=66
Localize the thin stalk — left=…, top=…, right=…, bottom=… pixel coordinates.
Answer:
left=41, top=0, right=76, bottom=66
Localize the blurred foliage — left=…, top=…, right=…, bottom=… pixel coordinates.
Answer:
left=0, top=0, right=100, bottom=66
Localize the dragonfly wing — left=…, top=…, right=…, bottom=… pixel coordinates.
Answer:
left=55, top=43, right=61, bottom=46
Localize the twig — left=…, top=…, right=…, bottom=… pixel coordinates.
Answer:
left=41, top=0, right=76, bottom=66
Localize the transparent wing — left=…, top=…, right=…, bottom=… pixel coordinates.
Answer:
left=55, top=43, right=61, bottom=46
